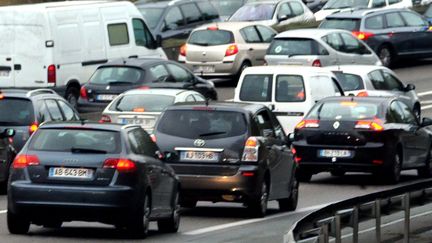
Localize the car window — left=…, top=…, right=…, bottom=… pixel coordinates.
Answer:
left=368, top=70, right=403, bottom=91
left=240, top=26, right=261, bottom=43
left=90, top=67, right=145, bottom=84
left=138, top=7, right=164, bottom=30
left=365, top=15, right=385, bottom=29
left=132, top=19, right=153, bottom=48
left=323, top=0, right=368, bottom=9
left=239, top=74, right=273, bottom=102
left=166, top=63, right=193, bottom=82
left=289, top=2, right=304, bottom=16
left=45, top=99, right=63, bottom=121
left=0, top=98, right=34, bottom=125
left=185, top=95, right=195, bottom=102
left=35, top=99, right=51, bottom=122
left=307, top=101, right=380, bottom=121
left=322, top=33, right=344, bottom=52
left=278, top=3, right=293, bottom=18
left=197, top=1, right=219, bottom=20
left=193, top=94, right=205, bottom=101
left=397, top=101, right=417, bottom=124
left=389, top=0, right=402, bottom=4
left=109, top=94, right=175, bottom=112
left=400, top=12, right=427, bottom=27
left=334, top=72, right=365, bottom=91
left=57, top=100, right=77, bottom=121
left=371, top=0, right=386, bottom=8
left=149, top=64, right=171, bottom=82
left=382, top=71, right=404, bottom=91
left=180, top=3, right=202, bottom=24
left=229, top=3, right=275, bottom=21
left=188, top=29, right=234, bottom=46
left=107, top=23, right=129, bottom=46
left=340, top=33, right=371, bottom=54
left=254, top=110, right=274, bottom=137
left=320, top=18, right=361, bottom=31
left=163, top=7, right=184, bottom=31
left=268, top=38, right=329, bottom=55
left=389, top=101, right=404, bottom=123
left=128, top=128, right=157, bottom=156
left=385, top=12, right=405, bottom=28
left=275, top=75, right=305, bottom=102
left=256, top=25, right=276, bottom=43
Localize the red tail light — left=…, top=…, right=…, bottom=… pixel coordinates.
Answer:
left=355, top=119, right=384, bottom=131
left=150, top=134, right=157, bottom=143
left=13, top=154, right=40, bottom=169
left=180, top=44, right=187, bottom=56
left=295, top=119, right=319, bottom=129
left=29, top=122, right=38, bottom=135
left=225, top=44, right=239, bottom=57
left=352, top=31, right=375, bottom=41
left=207, top=26, right=219, bottom=31
left=242, top=137, right=259, bottom=162
left=357, top=91, right=368, bottom=97
left=47, top=64, right=56, bottom=84
left=103, top=158, right=136, bottom=172
left=312, top=59, right=322, bottom=67
left=99, top=115, right=111, bottom=123
left=80, top=86, right=88, bottom=100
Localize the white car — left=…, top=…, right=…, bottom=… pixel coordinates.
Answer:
left=315, top=0, right=413, bottom=22
left=101, top=89, right=205, bottom=133
left=326, top=65, right=421, bottom=119
left=234, top=66, right=344, bottom=133
left=265, top=29, right=382, bottom=67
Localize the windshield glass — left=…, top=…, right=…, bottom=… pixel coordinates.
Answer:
left=211, top=0, right=245, bottom=16
left=334, top=72, right=365, bottom=91
left=323, top=0, right=368, bottom=9
left=109, top=94, right=175, bottom=112
left=0, top=98, right=34, bottom=126
left=90, top=67, right=145, bottom=85
left=138, top=7, right=164, bottom=30
left=157, top=110, right=247, bottom=139
left=267, top=38, right=328, bottom=56
left=319, top=19, right=361, bottom=31
left=188, top=30, right=234, bottom=46
left=229, top=4, right=275, bottom=21
left=307, top=101, right=380, bottom=121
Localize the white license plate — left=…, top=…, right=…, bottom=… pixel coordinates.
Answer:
left=0, top=70, right=9, bottom=77
left=120, top=118, right=154, bottom=126
left=97, top=94, right=117, bottom=101
left=49, top=167, right=93, bottom=179
left=193, top=65, right=215, bottom=73
left=319, top=150, right=352, bottom=158
left=180, top=151, right=219, bottom=161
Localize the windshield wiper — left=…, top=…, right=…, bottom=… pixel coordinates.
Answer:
left=108, top=81, right=134, bottom=85
left=198, top=131, right=227, bottom=137
left=71, top=147, right=107, bottom=154
left=191, top=43, right=209, bottom=46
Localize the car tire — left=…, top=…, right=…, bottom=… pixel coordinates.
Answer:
left=127, top=192, right=151, bottom=238
left=158, top=191, right=180, bottom=233
left=236, top=61, right=251, bottom=81
left=278, top=174, right=299, bottom=212
left=296, top=170, right=312, bottom=182
left=418, top=147, right=432, bottom=178
left=65, top=87, right=79, bottom=109
left=247, top=181, right=268, bottom=218
left=384, top=152, right=402, bottom=184
left=377, top=45, right=394, bottom=67
left=330, top=171, right=346, bottom=177
left=7, top=211, right=30, bottom=235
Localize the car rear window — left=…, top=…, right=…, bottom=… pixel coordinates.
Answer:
left=0, top=98, right=34, bottom=126
left=229, top=3, right=275, bottom=21
left=157, top=110, right=247, bottom=139
left=240, top=74, right=273, bottom=102
left=29, top=129, right=121, bottom=153
left=90, top=67, right=145, bottom=85
left=109, top=94, right=175, bottom=112
left=425, top=6, right=432, bottom=18
left=334, top=72, right=365, bottom=91
left=320, top=18, right=360, bottom=31
left=307, top=101, right=380, bottom=121
left=188, top=30, right=234, bottom=46
left=267, top=38, right=328, bottom=56
left=275, top=75, right=305, bottom=102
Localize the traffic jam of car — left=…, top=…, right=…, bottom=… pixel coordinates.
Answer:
left=0, top=0, right=432, bottom=240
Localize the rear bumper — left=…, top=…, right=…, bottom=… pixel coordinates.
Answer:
left=77, top=98, right=110, bottom=113
left=181, top=61, right=239, bottom=77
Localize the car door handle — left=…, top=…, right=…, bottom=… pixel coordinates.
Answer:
left=249, top=48, right=254, bottom=51
left=14, top=64, right=21, bottom=70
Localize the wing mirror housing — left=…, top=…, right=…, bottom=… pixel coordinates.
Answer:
left=285, top=133, right=295, bottom=146
left=2, top=128, right=15, bottom=138
left=421, top=117, right=432, bottom=127
left=405, top=83, right=415, bottom=91
left=277, top=15, right=290, bottom=22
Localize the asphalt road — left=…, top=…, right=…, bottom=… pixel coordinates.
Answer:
left=2, top=60, right=432, bottom=242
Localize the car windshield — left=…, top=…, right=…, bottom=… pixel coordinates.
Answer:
left=0, top=98, right=34, bottom=126
left=334, top=72, right=365, bottom=91
left=211, top=0, right=245, bottom=16
left=323, top=0, right=368, bottom=9
left=307, top=101, right=380, bottom=121
left=138, top=7, right=164, bottom=30
left=29, top=129, right=121, bottom=153
left=188, top=30, right=234, bottom=46
left=109, top=94, right=175, bottom=112
left=229, top=4, right=275, bottom=21
left=320, top=18, right=361, bottom=31
left=89, top=67, right=145, bottom=85
left=267, top=38, right=327, bottom=56
left=157, top=110, right=247, bottom=139
left=240, top=74, right=273, bottom=102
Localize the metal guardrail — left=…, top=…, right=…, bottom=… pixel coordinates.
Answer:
left=285, top=179, right=432, bottom=243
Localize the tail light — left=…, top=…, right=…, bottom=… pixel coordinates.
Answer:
left=355, top=119, right=384, bottom=131
left=295, top=119, right=319, bottom=129
left=357, top=91, right=368, bottom=97
left=29, top=122, right=38, bottom=135
left=312, top=59, right=322, bottom=67
left=99, top=115, right=111, bottom=123
left=225, top=44, right=239, bottom=57
left=352, top=31, right=375, bottom=41
left=150, top=134, right=157, bottom=143
left=13, top=154, right=40, bottom=169
left=80, top=86, right=88, bottom=100
left=47, top=64, right=56, bottom=84
left=180, top=44, right=187, bottom=56
left=103, top=158, right=136, bottom=173
left=242, top=137, right=259, bottom=162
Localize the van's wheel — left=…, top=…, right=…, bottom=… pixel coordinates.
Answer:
left=7, top=211, right=30, bottom=234
left=127, top=192, right=151, bottom=238
left=158, top=191, right=180, bottom=233
left=385, top=152, right=402, bottom=184
left=65, top=87, right=79, bottom=109
left=278, top=174, right=298, bottom=212
left=377, top=45, right=394, bottom=67
left=296, top=170, right=312, bottom=182
left=418, top=147, right=432, bottom=178
left=247, top=181, right=268, bottom=218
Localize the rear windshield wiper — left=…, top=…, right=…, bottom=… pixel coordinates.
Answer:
left=71, top=147, right=107, bottom=154
left=191, top=43, right=209, bottom=46
left=198, top=131, right=227, bottom=137
left=108, top=81, right=134, bottom=85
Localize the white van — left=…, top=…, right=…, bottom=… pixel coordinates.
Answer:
left=0, top=1, right=166, bottom=107
left=234, top=66, right=344, bottom=134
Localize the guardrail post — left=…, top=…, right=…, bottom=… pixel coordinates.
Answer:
left=404, top=193, right=410, bottom=243
left=335, top=214, right=341, bottom=243
left=352, top=206, right=359, bottom=243
left=375, top=199, right=381, bottom=243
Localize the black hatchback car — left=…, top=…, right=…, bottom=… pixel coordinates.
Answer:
left=7, top=122, right=180, bottom=237
left=78, top=58, right=218, bottom=112
left=292, top=96, right=432, bottom=184
left=153, top=102, right=298, bottom=217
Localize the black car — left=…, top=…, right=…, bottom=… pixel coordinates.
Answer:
left=153, top=102, right=298, bottom=217
left=77, top=58, right=218, bottom=112
left=136, top=0, right=220, bottom=60
left=7, top=122, right=180, bottom=237
left=0, top=89, right=80, bottom=152
left=319, top=8, right=432, bottom=67
left=0, top=128, right=16, bottom=190
left=292, top=96, right=432, bottom=184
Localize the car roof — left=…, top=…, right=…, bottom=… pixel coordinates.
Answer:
left=196, top=21, right=264, bottom=31
left=275, top=28, right=348, bottom=38
left=99, top=58, right=168, bottom=68
left=325, top=65, right=386, bottom=74
left=0, top=89, right=60, bottom=99
left=123, top=88, right=193, bottom=96
left=39, top=121, right=138, bottom=131
left=245, top=0, right=281, bottom=5
left=241, top=65, right=334, bottom=76
left=325, top=8, right=400, bottom=19
left=167, top=101, right=266, bottom=114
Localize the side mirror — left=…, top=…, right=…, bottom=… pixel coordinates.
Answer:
left=2, top=128, right=15, bottom=138
left=405, top=83, right=415, bottom=91
left=422, top=117, right=432, bottom=127
left=285, top=133, right=294, bottom=146
left=277, top=15, right=289, bottom=22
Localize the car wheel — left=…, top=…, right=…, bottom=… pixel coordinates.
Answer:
left=127, top=192, right=151, bottom=238
left=385, top=152, right=402, bottom=184
left=7, top=211, right=30, bottom=234
left=278, top=174, right=299, bottom=212
left=248, top=181, right=268, bottom=218
left=296, top=170, right=312, bottom=182
left=330, top=171, right=346, bottom=177
left=377, top=45, right=393, bottom=67
left=66, top=87, right=79, bottom=109
left=418, top=147, right=432, bottom=178
left=158, top=191, right=180, bottom=233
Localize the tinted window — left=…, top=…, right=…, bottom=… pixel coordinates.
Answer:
left=133, top=19, right=152, bottom=47
left=149, top=64, right=172, bottom=82
left=388, top=0, right=402, bottom=4
left=256, top=25, right=276, bottom=42
left=290, top=2, right=304, bottom=16
left=268, top=38, right=329, bottom=55
left=158, top=110, right=247, bottom=139
left=188, top=30, right=234, bottom=46
left=166, top=63, right=193, bottom=82
left=340, top=33, right=371, bottom=54
left=45, top=100, right=63, bottom=121
left=382, top=71, right=404, bottom=91
left=371, top=0, right=386, bottom=8
left=334, top=72, right=365, bottom=91
left=322, top=33, right=343, bottom=52
left=307, top=101, right=380, bottom=121
left=29, top=129, right=120, bottom=153
left=323, top=0, right=368, bottom=9
left=385, top=13, right=405, bottom=28
left=211, top=0, right=244, bottom=16
left=138, top=7, right=164, bottom=30
left=128, top=128, right=157, bottom=156
left=320, top=19, right=361, bottom=31
left=240, top=74, right=273, bottom=102
left=109, top=94, right=175, bottom=112
left=108, top=23, right=129, bottom=46
left=365, top=15, right=385, bottom=29
left=0, top=98, right=34, bottom=125
left=180, top=3, right=202, bottom=24
left=229, top=4, right=276, bottom=21
left=197, top=1, right=219, bottom=20
left=389, top=101, right=404, bottom=123
left=397, top=101, right=417, bottom=124
left=240, top=26, right=261, bottom=43
left=58, top=100, right=77, bottom=120
left=275, top=75, right=305, bottom=102
left=163, top=7, right=184, bottom=31
left=368, top=70, right=403, bottom=91
left=400, top=12, right=427, bottom=27
left=90, top=67, right=145, bottom=84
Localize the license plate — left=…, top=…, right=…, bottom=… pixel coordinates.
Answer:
left=120, top=118, right=154, bottom=126
left=319, top=149, right=352, bottom=158
left=0, top=70, right=9, bottom=77
left=193, top=65, right=215, bottom=73
left=49, top=167, right=93, bottom=179
left=180, top=151, right=219, bottom=161
left=97, top=94, right=117, bottom=101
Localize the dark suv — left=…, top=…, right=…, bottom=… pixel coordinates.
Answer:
left=0, top=89, right=80, bottom=152
left=319, top=8, right=432, bottom=67
left=136, top=0, right=220, bottom=60
left=153, top=102, right=298, bottom=217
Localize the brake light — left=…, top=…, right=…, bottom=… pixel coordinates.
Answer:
left=225, top=44, right=239, bottom=57
left=241, top=171, right=255, bottom=177
left=80, top=86, right=88, bottom=100
left=312, top=59, right=321, bottom=67
left=0, top=94, right=4, bottom=99
left=138, top=86, right=150, bottom=90
left=29, top=122, right=38, bottom=135
left=355, top=119, right=384, bottom=131
left=357, top=91, right=368, bottom=97
left=207, top=26, right=218, bottom=31
left=242, top=137, right=259, bottom=162
left=295, top=119, right=319, bottom=129
left=150, top=134, right=157, bottom=143
left=103, top=158, right=136, bottom=172
left=180, top=44, right=187, bottom=56
left=352, top=31, right=375, bottom=41
left=99, top=115, right=111, bottom=123
left=47, top=64, right=56, bottom=84
left=13, top=154, right=40, bottom=169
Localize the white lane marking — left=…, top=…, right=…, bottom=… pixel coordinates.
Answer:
left=182, top=204, right=329, bottom=235
left=421, top=104, right=432, bottom=110
left=0, top=210, right=7, bottom=214
left=421, top=100, right=432, bottom=105
left=418, top=91, right=432, bottom=97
